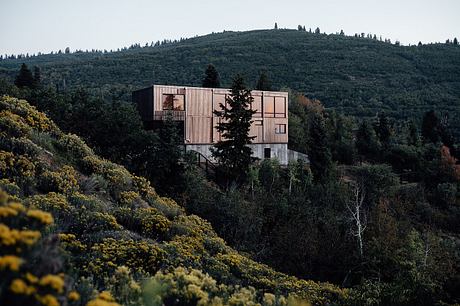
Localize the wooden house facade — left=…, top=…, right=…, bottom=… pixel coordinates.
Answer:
left=133, top=85, right=306, bottom=165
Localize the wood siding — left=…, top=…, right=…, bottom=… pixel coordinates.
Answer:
left=147, top=85, right=288, bottom=145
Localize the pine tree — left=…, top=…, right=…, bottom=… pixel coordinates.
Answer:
left=274, top=22, right=278, bottom=30
left=14, top=63, right=34, bottom=88
left=307, top=113, right=333, bottom=182
left=33, top=66, right=41, bottom=88
left=421, top=110, right=440, bottom=144
left=202, top=64, right=221, bottom=88
left=407, top=120, right=420, bottom=146
left=315, top=27, right=321, bottom=34
left=356, top=120, right=380, bottom=160
left=454, top=37, right=458, bottom=45
left=255, top=72, right=272, bottom=91
left=211, top=75, right=255, bottom=185
left=375, top=112, right=392, bottom=145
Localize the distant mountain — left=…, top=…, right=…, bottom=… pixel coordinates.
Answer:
left=1, top=29, right=460, bottom=134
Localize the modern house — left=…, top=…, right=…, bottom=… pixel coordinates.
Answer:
left=132, top=84, right=308, bottom=165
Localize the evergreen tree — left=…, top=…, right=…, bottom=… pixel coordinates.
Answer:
left=202, top=64, right=221, bottom=88
left=421, top=110, right=440, bottom=144
left=407, top=120, right=420, bottom=146
left=33, top=66, right=41, bottom=88
left=211, top=75, right=255, bottom=185
left=356, top=120, right=380, bottom=160
left=307, top=113, right=333, bottom=182
left=375, top=112, right=392, bottom=145
left=255, top=72, right=272, bottom=91
left=454, top=37, right=458, bottom=45
left=14, top=63, right=34, bottom=88
left=154, top=116, right=185, bottom=194
left=274, top=22, right=278, bottom=30
left=315, top=27, right=321, bottom=34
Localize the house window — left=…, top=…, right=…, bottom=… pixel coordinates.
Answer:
left=162, top=94, right=185, bottom=111
left=275, top=124, right=286, bottom=134
left=252, top=96, right=263, bottom=117
left=264, top=96, right=286, bottom=118
left=275, top=97, right=286, bottom=118
left=264, top=148, right=271, bottom=159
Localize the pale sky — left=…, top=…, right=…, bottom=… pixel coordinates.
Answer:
left=1, top=0, right=459, bottom=55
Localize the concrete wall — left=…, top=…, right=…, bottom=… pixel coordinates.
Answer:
left=186, top=143, right=290, bottom=165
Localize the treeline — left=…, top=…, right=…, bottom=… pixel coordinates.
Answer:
left=1, top=29, right=459, bottom=139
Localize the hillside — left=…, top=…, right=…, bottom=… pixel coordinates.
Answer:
left=0, top=95, right=352, bottom=305
left=1, top=29, right=460, bottom=135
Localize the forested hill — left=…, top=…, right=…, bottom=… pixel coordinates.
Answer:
left=1, top=29, right=460, bottom=131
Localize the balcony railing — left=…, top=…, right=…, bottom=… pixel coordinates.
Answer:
left=154, top=110, right=185, bottom=121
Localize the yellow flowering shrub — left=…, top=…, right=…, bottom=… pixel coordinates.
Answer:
left=0, top=96, right=56, bottom=133
left=57, top=133, right=94, bottom=159
left=28, top=192, right=71, bottom=213
left=0, top=109, right=32, bottom=137
left=86, top=290, right=120, bottom=306
left=39, top=165, right=79, bottom=194
left=88, top=238, right=164, bottom=276
left=118, top=191, right=141, bottom=206
left=39, top=274, right=65, bottom=293
left=132, top=175, right=158, bottom=198
left=58, top=233, right=86, bottom=252
left=138, top=208, right=172, bottom=237
left=80, top=155, right=105, bottom=174
left=0, top=150, right=36, bottom=180
left=35, top=294, right=60, bottom=306
left=26, top=209, right=54, bottom=225
left=104, top=166, right=133, bottom=196
left=68, top=290, right=80, bottom=301
left=142, top=267, right=297, bottom=306
left=0, top=179, right=21, bottom=195
left=0, top=255, right=23, bottom=271
left=0, top=189, right=77, bottom=306
left=9, top=278, right=36, bottom=295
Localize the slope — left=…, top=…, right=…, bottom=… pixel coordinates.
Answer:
left=1, top=29, right=460, bottom=135
left=0, top=94, right=349, bottom=305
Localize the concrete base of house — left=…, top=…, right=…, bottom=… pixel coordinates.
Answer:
left=185, top=143, right=309, bottom=166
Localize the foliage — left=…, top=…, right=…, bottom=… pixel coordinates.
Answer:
left=0, top=95, right=351, bottom=305
left=1, top=29, right=460, bottom=137
left=202, top=64, right=221, bottom=88
left=211, top=75, right=256, bottom=185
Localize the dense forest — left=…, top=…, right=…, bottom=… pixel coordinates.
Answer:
left=1, top=27, right=460, bottom=306
left=0, top=29, right=460, bottom=136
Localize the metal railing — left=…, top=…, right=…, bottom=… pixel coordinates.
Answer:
left=189, top=150, right=217, bottom=177
left=154, top=110, right=185, bottom=121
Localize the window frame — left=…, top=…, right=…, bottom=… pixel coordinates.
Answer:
left=275, top=124, right=286, bottom=134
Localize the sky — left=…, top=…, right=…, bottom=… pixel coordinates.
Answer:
left=1, top=0, right=459, bottom=55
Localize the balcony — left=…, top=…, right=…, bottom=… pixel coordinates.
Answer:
left=154, top=110, right=185, bottom=121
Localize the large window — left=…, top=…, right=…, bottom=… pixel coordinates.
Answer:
left=162, top=94, right=185, bottom=111
left=264, top=96, right=286, bottom=118
left=275, top=97, right=286, bottom=118
left=252, top=96, right=263, bottom=117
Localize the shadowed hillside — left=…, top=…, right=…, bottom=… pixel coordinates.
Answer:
left=0, top=95, right=351, bottom=305
left=1, top=29, right=460, bottom=135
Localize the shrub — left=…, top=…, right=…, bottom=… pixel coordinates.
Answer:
left=38, top=165, right=79, bottom=194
